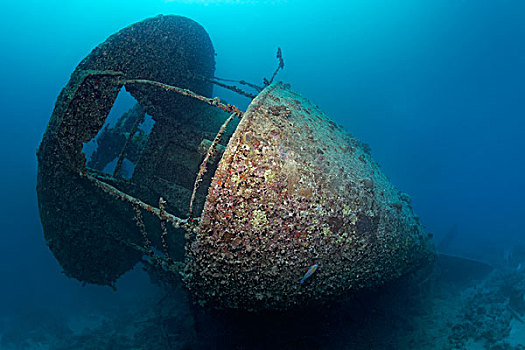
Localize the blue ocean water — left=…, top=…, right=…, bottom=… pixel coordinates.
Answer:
left=1, top=0, right=524, bottom=348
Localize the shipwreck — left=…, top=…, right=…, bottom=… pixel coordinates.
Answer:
left=37, top=15, right=435, bottom=312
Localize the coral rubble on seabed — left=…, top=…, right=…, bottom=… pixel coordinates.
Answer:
left=0, top=262, right=523, bottom=349
left=446, top=268, right=525, bottom=350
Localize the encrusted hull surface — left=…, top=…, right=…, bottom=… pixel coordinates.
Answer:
left=186, top=82, right=435, bottom=311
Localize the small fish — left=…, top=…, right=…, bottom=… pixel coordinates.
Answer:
left=300, top=264, right=319, bottom=284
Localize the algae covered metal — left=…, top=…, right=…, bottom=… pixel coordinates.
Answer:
left=37, top=15, right=435, bottom=312
left=185, top=82, right=435, bottom=310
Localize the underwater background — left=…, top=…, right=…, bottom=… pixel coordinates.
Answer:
left=0, top=0, right=524, bottom=349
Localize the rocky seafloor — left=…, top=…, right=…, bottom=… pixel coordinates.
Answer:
left=1, top=256, right=524, bottom=350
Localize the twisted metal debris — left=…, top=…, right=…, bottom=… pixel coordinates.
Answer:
left=124, top=79, right=243, bottom=118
